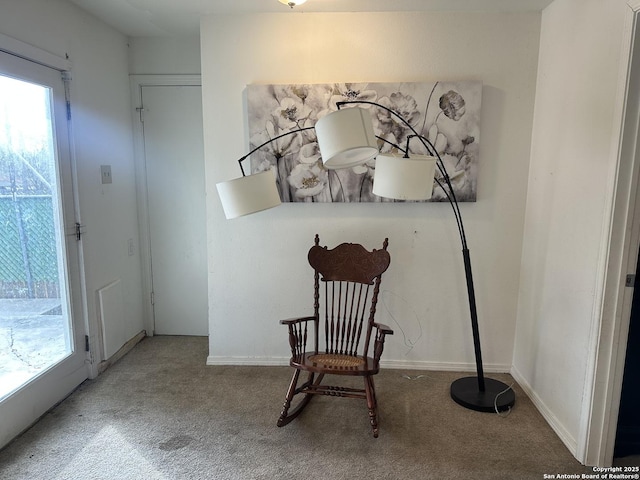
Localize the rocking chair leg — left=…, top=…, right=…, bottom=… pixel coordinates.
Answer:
left=278, top=369, right=301, bottom=427
left=277, top=371, right=322, bottom=427
left=364, top=375, right=379, bottom=438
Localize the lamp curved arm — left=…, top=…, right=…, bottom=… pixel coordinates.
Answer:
left=405, top=133, right=467, bottom=250
left=236, top=126, right=315, bottom=176
left=375, top=135, right=406, bottom=153
left=336, top=100, right=495, bottom=400
left=336, top=100, right=467, bottom=250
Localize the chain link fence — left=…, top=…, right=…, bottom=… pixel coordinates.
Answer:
left=0, top=196, right=59, bottom=298
left=0, top=148, right=60, bottom=299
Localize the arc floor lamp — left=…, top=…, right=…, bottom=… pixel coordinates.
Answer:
left=216, top=101, right=515, bottom=413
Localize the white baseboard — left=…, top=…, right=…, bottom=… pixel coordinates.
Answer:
left=510, top=365, right=578, bottom=457
left=381, top=359, right=512, bottom=372
left=98, top=330, right=146, bottom=374
left=206, top=355, right=511, bottom=373
left=206, top=356, right=289, bottom=366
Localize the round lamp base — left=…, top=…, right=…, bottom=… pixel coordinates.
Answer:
left=450, top=376, right=515, bottom=412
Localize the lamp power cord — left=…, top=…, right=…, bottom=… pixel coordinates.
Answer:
left=494, top=382, right=515, bottom=417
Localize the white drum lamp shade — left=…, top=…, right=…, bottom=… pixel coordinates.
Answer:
left=373, top=154, right=437, bottom=200
left=216, top=170, right=281, bottom=219
left=315, top=107, right=379, bottom=169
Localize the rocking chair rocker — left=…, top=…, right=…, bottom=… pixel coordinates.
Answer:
left=277, top=234, right=393, bottom=437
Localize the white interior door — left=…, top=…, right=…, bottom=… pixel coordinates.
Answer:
left=139, top=83, right=207, bottom=336
left=0, top=51, right=87, bottom=448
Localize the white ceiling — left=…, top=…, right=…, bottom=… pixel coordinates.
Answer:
left=66, top=0, right=554, bottom=37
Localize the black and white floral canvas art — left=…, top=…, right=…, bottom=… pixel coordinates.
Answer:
left=246, top=81, right=482, bottom=203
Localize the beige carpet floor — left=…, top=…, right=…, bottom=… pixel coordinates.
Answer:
left=0, top=336, right=596, bottom=479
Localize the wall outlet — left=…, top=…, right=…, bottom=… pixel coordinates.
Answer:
left=127, top=238, right=135, bottom=256
left=100, top=165, right=112, bottom=184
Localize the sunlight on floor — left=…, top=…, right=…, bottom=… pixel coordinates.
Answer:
left=55, top=425, right=168, bottom=480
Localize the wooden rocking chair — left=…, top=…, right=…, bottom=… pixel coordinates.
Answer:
left=277, top=234, right=393, bottom=437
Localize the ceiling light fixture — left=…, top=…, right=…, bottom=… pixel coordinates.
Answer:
left=278, top=0, right=307, bottom=8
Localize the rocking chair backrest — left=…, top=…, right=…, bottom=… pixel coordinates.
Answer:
left=307, top=235, right=390, bottom=357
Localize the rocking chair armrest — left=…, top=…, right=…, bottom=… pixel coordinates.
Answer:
left=373, top=322, right=394, bottom=336
left=372, top=322, right=393, bottom=363
left=280, top=316, right=316, bottom=326
left=281, top=316, right=315, bottom=357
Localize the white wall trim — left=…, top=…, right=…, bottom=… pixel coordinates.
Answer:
left=511, top=365, right=578, bottom=457
left=581, top=1, right=640, bottom=466
left=129, top=74, right=202, bottom=336
left=207, top=356, right=289, bottom=366
left=206, top=355, right=512, bottom=372
left=0, top=32, right=70, bottom=71
left=382, top=360, right=512, bottom=372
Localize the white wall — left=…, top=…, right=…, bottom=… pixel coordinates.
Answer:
left=513, top=0, right=630, bottom=461
left=128, top=36, right=201, bottom=75
left=0, top=0, right=144, bottom=367
left=201, top=12, right=541, bottom=370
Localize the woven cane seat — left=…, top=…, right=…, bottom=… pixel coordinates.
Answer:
left=308, top=353, right=365, bottom=367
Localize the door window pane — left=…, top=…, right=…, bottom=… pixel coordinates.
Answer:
left=0, top=74, right=73, bottom=400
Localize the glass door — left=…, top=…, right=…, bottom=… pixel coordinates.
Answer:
left=0, top=51, right=88, bottom=448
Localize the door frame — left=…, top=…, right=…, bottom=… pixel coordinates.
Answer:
left=0, top=34, right=91, bottom=447
left=581, top=0, right=640, bottom=466
left=129, top=74, right=202, bottom=336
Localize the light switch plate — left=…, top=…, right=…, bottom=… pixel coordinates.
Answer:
left=100, top=165, right=112, bottom=184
